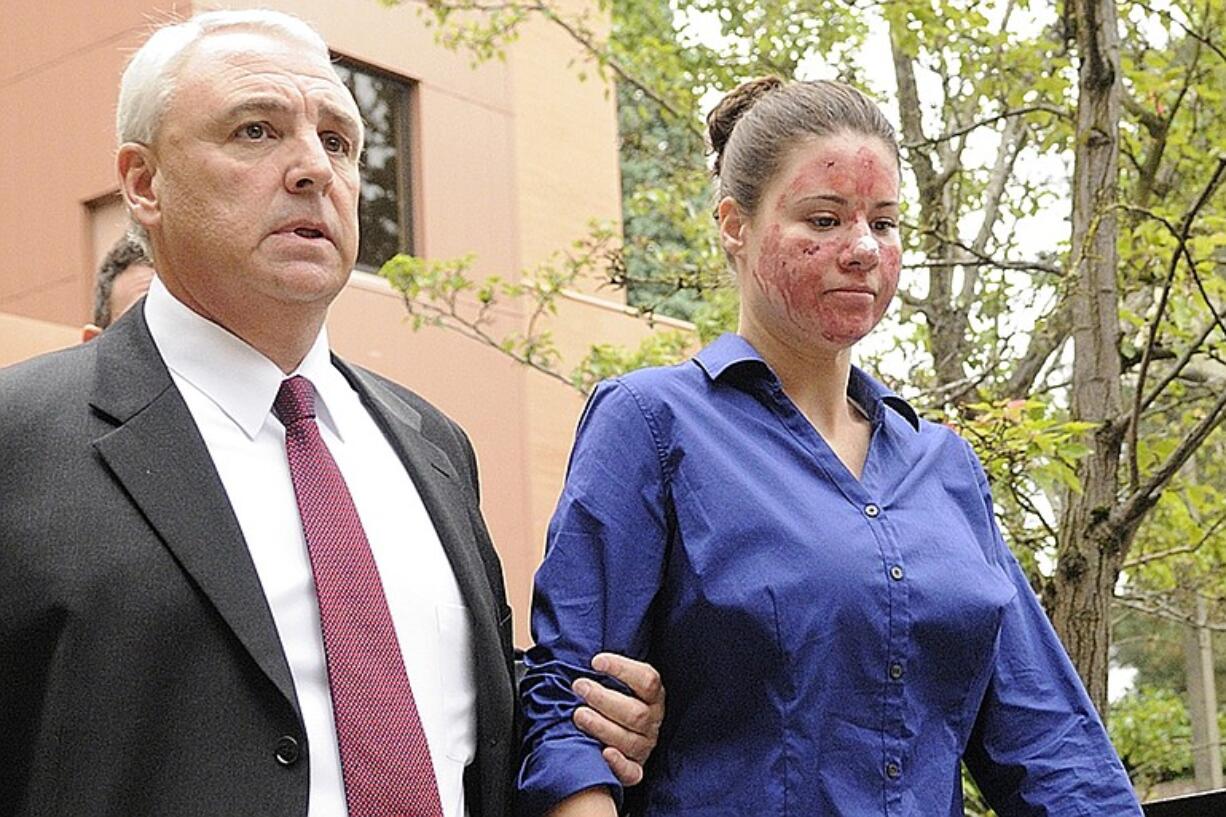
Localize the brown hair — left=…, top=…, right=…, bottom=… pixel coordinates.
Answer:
left=94, top=232, right=153, bottom=327
left=707, top=77, right=899, bottom=217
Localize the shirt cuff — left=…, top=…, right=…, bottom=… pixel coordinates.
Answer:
left=517, top=733, right=623, bottom=817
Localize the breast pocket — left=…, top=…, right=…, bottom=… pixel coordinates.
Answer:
left=435, top=603, right=478, bottom=763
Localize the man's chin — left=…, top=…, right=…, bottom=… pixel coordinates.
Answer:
left=264, top=262, right=351, bottom=300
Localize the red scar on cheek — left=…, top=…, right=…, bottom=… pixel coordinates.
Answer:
left=754, top=228, right=898, bottom=343
left=755, top=230, right=841, bottom=325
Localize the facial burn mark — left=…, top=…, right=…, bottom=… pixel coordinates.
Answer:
left=753, top=225, right=900, bottom=346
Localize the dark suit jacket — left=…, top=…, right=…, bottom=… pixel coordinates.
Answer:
left=0, top=307, right=517, bottom=817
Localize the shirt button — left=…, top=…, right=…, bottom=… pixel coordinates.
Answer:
left=889, top=663, right=904, bottom=680
left=885, top=761, right=902, bottom=779
left=275, top=735, right=300, bottom=766
left=864, top=503, right=881, bottom=518
left=889, top=565, right=905, bottom=581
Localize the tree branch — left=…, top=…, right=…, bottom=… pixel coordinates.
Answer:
left=902, top=103, right=1071, bottom=149
left=1124, top=0, right=1226, bottom=65
left=1123, top=511, right=1226, bottom=569
left=1115, top=590, right=1226, bottom=631
left=1137, top=319, right=1224, bottom=416
left=1124, top=156, right=1226, bottom=473
left=408, top=0, right=695, bottom=129
left=907, top=226, right=1062, bottom=275
left=1112, top=385, right=1226, bottom=539
left=1004, top=298, right=1073, bottom=398
left=957, top=117, right=1028, bottom=310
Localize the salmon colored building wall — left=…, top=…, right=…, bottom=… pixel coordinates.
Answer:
left=0, top=0, right=690, bottom=645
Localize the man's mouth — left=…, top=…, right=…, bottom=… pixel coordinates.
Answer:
left=277, top=221, right=332, bottom=242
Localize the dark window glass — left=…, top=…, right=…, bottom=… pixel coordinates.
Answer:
left=332, top=58, right=414, bottom=269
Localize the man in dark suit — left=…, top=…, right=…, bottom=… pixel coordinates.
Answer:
left=0, top=10, right=660, bottom=817
left=81, top=234, right=156, bottom=341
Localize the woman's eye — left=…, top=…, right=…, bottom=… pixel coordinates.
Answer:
left=872, top=219, right=898, bottom=232
left=810, top=215, right=839, bottom=229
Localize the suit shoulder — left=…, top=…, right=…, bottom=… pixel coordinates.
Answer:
left=0, top=343, right=95, bottom=413
left=343, top=362, right=476, bottom=463
left=352, top=365, right=462, bottom=427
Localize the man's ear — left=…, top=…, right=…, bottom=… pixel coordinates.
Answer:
left=717, top=196, right=748, bottom=258
left=117, top=143, right=160, bottom=231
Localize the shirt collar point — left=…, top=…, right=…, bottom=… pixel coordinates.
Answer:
left=694, top=333, right=768, bottom=382
left=883, top=395, right=921, bottom=432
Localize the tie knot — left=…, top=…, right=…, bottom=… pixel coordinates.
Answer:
left=273, top=376, right=317, bottom=426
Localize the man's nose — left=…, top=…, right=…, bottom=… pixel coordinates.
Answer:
left=285, top=134, right=334, bottom=193
left=839, top=220, right=880, bottom=269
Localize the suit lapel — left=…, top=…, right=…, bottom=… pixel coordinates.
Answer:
left=89, top=312, right=298, bottom=711
left=336, top=361, right=514, bottom=724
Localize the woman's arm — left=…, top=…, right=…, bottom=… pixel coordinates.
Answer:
left=518, top=379, right=673, bottom=817
left=958, top=441, right=1142, bottom=816
left=545, top=787, right=619, bottom=817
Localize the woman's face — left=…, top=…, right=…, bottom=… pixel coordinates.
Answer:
left=725, top=130, right=902, bottom=355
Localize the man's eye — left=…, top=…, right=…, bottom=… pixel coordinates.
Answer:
left=322, top=133, right=350, bottom=155
left=238, top=123, right=269, bottom=140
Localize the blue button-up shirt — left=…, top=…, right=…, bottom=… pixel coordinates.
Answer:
left=518, top=333, right=1140, bottom=817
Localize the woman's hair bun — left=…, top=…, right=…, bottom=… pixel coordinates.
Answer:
left=707, top=76, right=785, bottom=175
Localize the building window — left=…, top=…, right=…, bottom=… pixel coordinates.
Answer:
left=332, top=58, right=414, bottom=269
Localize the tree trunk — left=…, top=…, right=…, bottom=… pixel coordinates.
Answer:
left=1043, top=0, right=1124, bottom=716
left=889, top=29, right=968, bottom=391
left=1184, top=593, right=1224, bottom=790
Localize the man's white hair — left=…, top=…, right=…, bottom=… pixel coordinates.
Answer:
left=117, top=9, right=333, bottom=146
left=116, top=9, right=343, bottom=254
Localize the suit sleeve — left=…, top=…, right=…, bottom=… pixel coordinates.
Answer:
left=959, top=442, right=1142, bottom=816
left=517, top=379, right=671, bottom=817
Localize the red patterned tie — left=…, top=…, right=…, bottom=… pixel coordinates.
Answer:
left=274, top=376, right=444, bottom=817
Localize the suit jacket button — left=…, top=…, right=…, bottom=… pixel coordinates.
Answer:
left=275, top=735, right=301, bottom=766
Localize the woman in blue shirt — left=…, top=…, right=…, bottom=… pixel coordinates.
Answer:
left=518, top=77, right=1142, bottom=817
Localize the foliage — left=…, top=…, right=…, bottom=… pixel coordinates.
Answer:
left=379, top=225, right=703, bottom=394
left=942, top=399, right=1095, bottom=580
left=380, top=0, right=1226, bottom=729
left=571, top=330, right=694, bottom=392
left=1109, top=687, right=1198, bottom=796
left=961, top=764, right=998, bottom=817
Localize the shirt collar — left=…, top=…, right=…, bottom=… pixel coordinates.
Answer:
left=694, top=333, right=920, bottom=431
left=144, top=276, right=344, bottom=440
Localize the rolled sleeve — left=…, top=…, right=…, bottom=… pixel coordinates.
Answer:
left=961, top=445, right=1141, bottom=816
left=517, top=379, right=671, bottom=817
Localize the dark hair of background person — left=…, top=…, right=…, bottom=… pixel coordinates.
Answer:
left=94, top=234, right=152, bottom=328
left=707, top=77, right=900, bottom=218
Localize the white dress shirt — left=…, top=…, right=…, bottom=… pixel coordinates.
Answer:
left=144, top=278, right=477, bottom=817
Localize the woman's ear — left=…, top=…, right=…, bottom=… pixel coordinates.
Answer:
left=117, top=143, right=160, bottom=231
left=717, top=196, right=748, bottom=258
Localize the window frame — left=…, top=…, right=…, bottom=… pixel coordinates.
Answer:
left=330, top=54, right=417, bottom=270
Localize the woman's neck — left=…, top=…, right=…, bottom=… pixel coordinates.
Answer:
left=742, top=322, right=873, bottom=478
